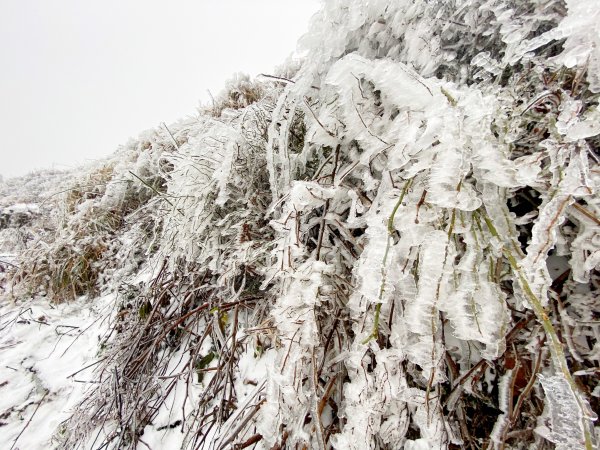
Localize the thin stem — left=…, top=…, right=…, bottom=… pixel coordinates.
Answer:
left=481, top=212, right=594, bottom=450
left=363, top=177, right=413, bottom=344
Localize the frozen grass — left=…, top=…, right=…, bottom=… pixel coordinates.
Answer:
left=2, top=1, right=600, bottom=449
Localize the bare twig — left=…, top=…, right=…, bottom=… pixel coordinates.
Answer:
left=10, top=391, right=49, bottom=450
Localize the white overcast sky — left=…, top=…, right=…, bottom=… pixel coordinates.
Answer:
left=0, top=0, right=320, bottom=179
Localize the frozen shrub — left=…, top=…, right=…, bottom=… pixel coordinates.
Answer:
left=4, top=1, right=599, bottom=449
left=205, top=73, right=266, bottom=117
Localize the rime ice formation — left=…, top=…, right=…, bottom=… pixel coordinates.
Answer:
left=1, top=1, right=599, bottom=449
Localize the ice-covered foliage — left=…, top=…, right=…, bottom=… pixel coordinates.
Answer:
left=2, top=0, right=600, bottom=449
left=7, top=131, right=172, bottom=301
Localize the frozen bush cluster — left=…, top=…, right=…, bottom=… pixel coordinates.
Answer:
left=3, top=1, right=600, bottom=449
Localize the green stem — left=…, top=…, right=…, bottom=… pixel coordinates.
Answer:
left=128, top=171, right=172, bottom=206
left=362, top=178, right=413, bottom=344
left=129, top=171, right=185, bottom=216
left=482, top=212, right=594, bottom=449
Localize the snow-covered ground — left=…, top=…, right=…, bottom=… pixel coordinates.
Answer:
left=0, top=296, right=111, bottom=449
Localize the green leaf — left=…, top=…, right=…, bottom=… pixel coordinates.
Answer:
left=195, top=352, right=216, bottom=383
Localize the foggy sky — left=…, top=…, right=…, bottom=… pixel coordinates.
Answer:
left=0, top=0, right=319, bottom=179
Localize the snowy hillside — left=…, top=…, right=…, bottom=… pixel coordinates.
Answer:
left=1, top=1, right=600, bottom=449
